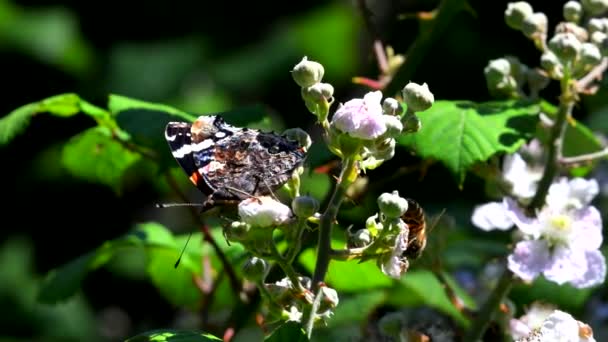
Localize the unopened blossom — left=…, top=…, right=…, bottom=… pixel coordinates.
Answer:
left=504, top=177, right=606, bottom=288
left=331, top=91, right=387, bottom=140
left=238, top=196, right=292, bottom=227
left=471, top=201, right=515, bottom=231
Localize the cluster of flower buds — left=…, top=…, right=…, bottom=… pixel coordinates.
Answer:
left=292, top=56, right=334, bottom=124
left=488, top=1, right=608, bottom=98
left=345, top=190, right=422, bottom=279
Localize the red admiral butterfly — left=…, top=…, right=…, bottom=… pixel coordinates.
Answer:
left=165, top=115, right=306, bottom=211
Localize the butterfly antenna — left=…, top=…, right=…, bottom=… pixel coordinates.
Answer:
left=174, top=231, right=193, bottom=268
left=155, top=202, right=205, bottom=208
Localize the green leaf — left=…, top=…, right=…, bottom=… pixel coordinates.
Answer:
left=299, top=249, right=392, bottom=292
left=385, top=270, right=469, bottom=326
left=61, top=126, right=144, bottom=194
left=562, top=119, right=603, bottom=177
left=510, top=277, right=595, bottom=314
left=397, top=100, right=539, bottom=185
left=0, top=93, right=81, bottom=145
left=326, top=291, right=386, bottom=327
left=265, top=322, right=308, bottom=342
left=37, top=252, right=96, bottom=304
left=126, top=329, right=222, bottom=342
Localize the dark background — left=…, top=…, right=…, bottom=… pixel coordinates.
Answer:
left=1, top=0, right=605, bottom=341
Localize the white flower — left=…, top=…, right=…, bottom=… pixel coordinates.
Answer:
left=510, top=302, right=557, bottom=340
left=331, top=91, right=387, bottom=140
left=504, top=194, right=606, bottom=288
left=514, top=308, right=596, bottom=342
left=238, top=196, right=292, bottom=227
left=380, top=231, right=409, bottom=279
left=471, top=201, right=514, bottom=231
left=546, top=177, right=599, bottom=212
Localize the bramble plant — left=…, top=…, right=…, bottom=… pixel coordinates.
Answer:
left=1, top=1, right=607, bottom=341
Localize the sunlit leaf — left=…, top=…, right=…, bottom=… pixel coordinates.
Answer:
left=126, top=329, right=222, bottom=342
left=61, top=126, right=144, bottom=194
left=397, top=100, right=539, bottom=185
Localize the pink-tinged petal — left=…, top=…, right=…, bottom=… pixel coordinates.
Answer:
left=569, top=250, right=606, bottom=289
left=471, top=201, right=514, bottom=231
left=571, top=206, right=603, bottom=251
left=353, top=115, right=387, bottom=139
left=509, top=318, right=532, bottom=340
left=508, top=240, right=550, bottom=281
left=568, top=177, right=599, bottom=207
left=504, top=198, right=541, bottom=238
left=543, top=246, right=587, bottom=285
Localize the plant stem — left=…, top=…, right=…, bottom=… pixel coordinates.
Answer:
left=270, top=240, right=305, bottom=293
left=304, top=287, right=325, bottom=338
left=528, top=79, right=574, bottom=212
left=463, top=267, right=514, bottom=342
left=285, top=220, right=307, bottom=264
left=312, top=157, right=357, bottom=290
left=560, top=147, right=608, bottom=164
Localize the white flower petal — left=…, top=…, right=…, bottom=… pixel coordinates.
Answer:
left=504, top=198, right=541, bottom=237
left=471, top=201, right=514, bottom=231
left=537, top=310, right=580, bottom=342
left=503, top=153, right=541, bottom=199
left=568, top=178, right=599, bottom=207
left=510, top=318, right=533, bottom=340
left=508, top=240, right=551, bottom=281
left=569, top=250, right=606, bottom=289
left=543, top=246, right=587, bottom=285
left=570, top=206, right=603, bottom=251
left=546, top=178, right=570, bottom=211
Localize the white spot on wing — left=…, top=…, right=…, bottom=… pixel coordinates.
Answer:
left=191, top=139, right=215, bottom=152
left=215, top=131, right=226, bottom=138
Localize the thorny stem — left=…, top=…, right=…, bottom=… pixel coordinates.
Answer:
left=528, top=76, right=574, bottom=212
left=285, top=220, right=307, bottom=264
left=164, top=173, right=242, bottom=295
left=463, top=268, right=515, bottom=342
left=304, top=286, right=325, bottom=338
left=312, top=157, right=357, bottom=290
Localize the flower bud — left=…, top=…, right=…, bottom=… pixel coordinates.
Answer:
left=580, top=42, right=602, bottom=67
left=242, top=256, right=269, bottom=282
left=382, top=115, right=403, bottom=137
left=382, top=97, right=401, bottom=115
left=563, top=1, right=583, bottom=23
left=238, top=196, right=292, bottom=227
left=366, top=213, right=383, bottom=235
left=402, top=113, right=422, bottom=133
left=373, top=137, right=396, bottom=160
left=402, top=82, right=434, bottom=112
left=505, top=2, right=534, bottom=30
left=318, top=286, right=339, bottom=313
left=540, top=51, right=562, bottom=73
left=378, top=191, right=409, bottom=219
left=484, top=58, right=518, bottom=96
left=582, top=0, right=608, bottom=16
left=591, top=31, right=607, bottom=45
left=283, top=128, right=312, bottom=151
left=291, top=56, right=324, bottom=88
left=587, top=18, right=607, bottom=34
left=521, top=12, right=548, bottom=38
left=548, top=32, right=582, bottom=63
left=225, top=221, right=251, bottom=241
left=301, top=82, right=334, bottom=103
left=555, top=22, right=588, bottom=43
left=291, top=196, right=319, bottom=218
left=349, top=229, right=372, bottom=247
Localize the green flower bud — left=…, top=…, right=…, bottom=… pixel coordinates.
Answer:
left=402, top=82, right=434, bottom=112
left=373, top=137, right=396, bottom=160
left=318, top=286, right=339, bottom=313
left=225, top=221, right=251, bottom=241
left=283, top=127, right=312, bottom=151
left=555, top=22, right=588, bottom=43
left=484, top=58, right=517, bottom=96
left=291, top=56, right=324, bottom=88
left=563, top=1, right=583, bottom=23
left=382, top=97, right=401, bottom=115
left=402, top=113, right=422, bottom=133
left=591, top=31, right=607, bottom=45
left=291, top=196, right=319, bottom=218
left=587, top=18, right=606, bottom=34
left=580, top=42, right=602, bottom=67
left=378, top=190, right=409, bottom=219
left=521, top=12, right=548, bottom=39
left=548, top=32, right=582, bottom=63
left=242, top=256, right=269, bottom=282
left=349, top=228, right=371, bottom=247
left=582, top=0, right=608, bottom=16
left=382, top=115, right=403, bottom=137
left=505, top=55, right=528, bottom=84
left=540, top=51, right=562, bottom=72
left=301, top=82, right=334, bottom=103
left=505, top=2, right=534, bottom=30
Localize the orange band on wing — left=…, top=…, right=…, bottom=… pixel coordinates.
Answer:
left=189, top=171, right=201, bottom=185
